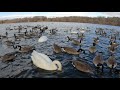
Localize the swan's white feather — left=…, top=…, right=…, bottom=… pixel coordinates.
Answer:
left=38, top=36, right=48, bottom=42
left=31, top=50, right=57, bottom=70
left=32, top=50, right=52, bottom=63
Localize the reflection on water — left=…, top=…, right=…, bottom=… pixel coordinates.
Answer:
left=0, top=22, right=120, bottom=78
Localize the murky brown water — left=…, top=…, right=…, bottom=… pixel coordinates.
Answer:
left=0, top=22, right=120, bottom=78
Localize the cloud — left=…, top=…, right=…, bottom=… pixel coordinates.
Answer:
left=46, top=12, right=100, bottom=17
left=0, top=15, right=33, bottom=20
left=102, top=12, right=120, bottom=17
left=1, top=12, right=119, bottom=20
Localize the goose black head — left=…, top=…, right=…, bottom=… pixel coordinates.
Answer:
left=93, top=43, right=96, bottom=46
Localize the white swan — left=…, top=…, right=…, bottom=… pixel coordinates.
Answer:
left=70, top=31, right=78, bottom=34
left=38, top=36, right=48, bottom=43
left=80, top=30, right=85, bottom=33
left=31, top=50, right=62, bottom=71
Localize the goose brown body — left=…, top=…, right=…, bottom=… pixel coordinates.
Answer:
left=18, top=45, right=35, bottom=53
left=53, top=44, right=62, bottom=53
left=72, top=60, right=94, bottom=74
left=62, top=47, right=80, bottom=55
left=106, top=55, right=117, bottom=69
left=0, top=53, right=16, bottom=62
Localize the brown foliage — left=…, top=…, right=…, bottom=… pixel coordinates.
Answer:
left=0, top=16, right=120, bottom=26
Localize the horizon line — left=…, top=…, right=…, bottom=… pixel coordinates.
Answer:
left=0, top=15, right=118, bottom=20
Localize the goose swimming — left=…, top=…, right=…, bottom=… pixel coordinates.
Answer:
left=72, top=60, right=94, bottom=74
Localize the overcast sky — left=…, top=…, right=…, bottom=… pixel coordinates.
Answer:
left=0, top=12, right=119, bottom=20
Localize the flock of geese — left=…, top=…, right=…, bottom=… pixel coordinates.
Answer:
left=32, top=26, right=120, bottom=75
left=0, top=25, right=49, bottom=60
left=0, top=24, right=120, bottom=77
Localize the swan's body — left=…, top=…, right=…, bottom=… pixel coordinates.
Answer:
left=80, top=30, right=85, bottom=33
left=70, top=31, right=78, bottom=34
left=31, top=50, right=62, bottom=71
left=38, top=36, right=48, bottom=42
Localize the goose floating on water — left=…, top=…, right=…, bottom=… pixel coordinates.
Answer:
left=0, top=52, right=17, bottom=62
left=31, top=50, right=62, bottom=71
left=72, top=60, right=94, bottom=74
left=67, top=36, right=82, bottom=46
left=93, top=52, right=104, bottom=72
left=106, top=54, right=117, bottom=70
left=17, top=45, right=35, bottom=53
left=89, top=43, right=97, bottom=53
left=61, top=46, right=85, bottom=55
left=53, top=43, right=62, bottom=53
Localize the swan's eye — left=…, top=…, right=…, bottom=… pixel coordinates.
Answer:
left=55, top=64, right=59, bottom=69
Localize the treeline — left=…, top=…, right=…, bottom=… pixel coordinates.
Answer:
left=0, top=16, right=120, bottom=26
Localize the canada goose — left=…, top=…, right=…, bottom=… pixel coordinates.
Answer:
left=106, top=54, right=117, bottom=72
left=110, top=41, right=119, bottom=48
left=24, top=32, right=32, bottom=39
left=110, top=36, right=116, bottom=42
left=14, top=34, right=21, bottom=41
left=1, top=35, right=7, bottom=39
left=102, top=31, right=107, bottom=36
left=72, top=39, right=82, bottom=46
left=89, top=43, right=97, bottom=53
left=93, top=37, right=99, bottom=44
left=67, top=36, right=73, bottom=41
left=77, top=33, right=85, bottom=38
left=0, top=53, right=17, bottom=62
left=31, top=50, right=62, bottom=71
left=53, top=43, right=62, bottom=53
left=5, top=32, right=8, bottom=36
left=17, top=33, right=25, bottom=37
left=67, top=36, right=82, bottom=46
left=93, top=52, right=104, bottom=72
left=50, top=29, right=57, bottom=35
left=72, top=60, right=94, bottom=74
left=61, top=46, right=85, bottom=55
left=95, top=30, right=99, bottom=35
left=4, top=40, right=14, bottom=46
left=29, top=31, right=37, bottom=36
left=108, top=45, right=116, bottom=53
left=17, top=45, right=35, bottom=53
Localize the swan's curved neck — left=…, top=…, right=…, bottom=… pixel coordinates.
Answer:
left=52, top=60, right=62, bottom=71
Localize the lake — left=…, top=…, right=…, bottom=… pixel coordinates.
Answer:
left=0, top=22, right=120, bottom=78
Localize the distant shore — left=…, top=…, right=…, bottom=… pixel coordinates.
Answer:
left=0, top=16, right=119, bottom=26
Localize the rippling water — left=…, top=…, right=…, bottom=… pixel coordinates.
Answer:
left=0, top=22, right=120, bottom=78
